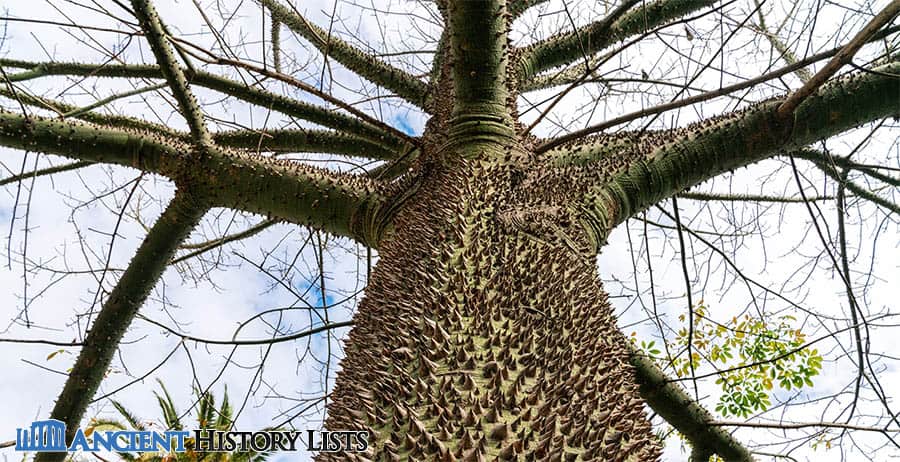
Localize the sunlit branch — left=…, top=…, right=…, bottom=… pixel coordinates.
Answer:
left=259, top=0, right=428, bottom=107
left=34, top=191, right=208, bottom=462
left=517, top=0, right=716, bottom=82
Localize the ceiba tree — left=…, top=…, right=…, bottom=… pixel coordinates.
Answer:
left=1, top=0, right=898, bottom=460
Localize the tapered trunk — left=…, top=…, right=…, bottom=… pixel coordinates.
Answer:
left=322, top=152, right=661, bottom=461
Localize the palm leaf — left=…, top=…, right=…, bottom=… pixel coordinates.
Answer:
left=111, top=399, right=147, bottom=431
left=214, top=387, right=232, bottom=430
left=196, top=388, right=214, bottom=429
left=153, top=379, right=182, bottom=430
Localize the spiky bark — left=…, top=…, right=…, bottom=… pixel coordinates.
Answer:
left=323, top=158, right=661, bottom=461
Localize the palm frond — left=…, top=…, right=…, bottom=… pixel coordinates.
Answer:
left=111, top=399, right=147, bottom=431
left=214, top=387, right=232, bottom=430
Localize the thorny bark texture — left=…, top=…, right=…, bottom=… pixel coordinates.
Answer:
left=323, top=158, right=661, bottom=461
left=1, top=0, right=899, bottom=460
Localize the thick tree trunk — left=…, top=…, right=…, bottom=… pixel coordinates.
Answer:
left=322, top=154, right=661, bottom=461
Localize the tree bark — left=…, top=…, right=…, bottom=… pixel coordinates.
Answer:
left=321, top=157, right=661, bottom=461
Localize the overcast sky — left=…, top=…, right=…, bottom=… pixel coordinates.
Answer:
left=1, top=0, right=898, bottom=461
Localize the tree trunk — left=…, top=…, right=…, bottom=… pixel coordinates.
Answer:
left=322, top=154, right=661, bottom=461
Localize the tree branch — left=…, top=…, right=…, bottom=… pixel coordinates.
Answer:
left=509, top=0, right=547, bottom=19
left=800, top=151, right=900, bottom=215
left=172, top=218, right=278, bottom=264
left=1, top=59, right=402, bottom=147
left=0, top=85, right=181, bottom=139
left=791, top=148, right=900, bottom=187
left=777, top=0, right=900, bottom=118
left=629, top=347, right=755, bottom=461
left=563, top=60, right=899, bottom=246
left=212, top=128, right=399, bottom=159
left=0, top=111, right=398, bottom=246
left=448, top=0, right=514, bottom=133
left=34, top=191, right=208, bottom=462
left=130, top=0, right=213, bottom=147
left=0, top=161, right=93, bottom=187
left=0, top=86, right=402, bottom=159
left=535, top=24, right=900, bottom=155
left=678, top=191, right=834, bottom=203
left=711, top=419, right=900, bottom=433
left=259, top=0, right=428, bottom=108
left=517, top=0, right=716, bottom=82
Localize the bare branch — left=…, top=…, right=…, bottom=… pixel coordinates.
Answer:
left=34, top=191, right=208, bottom=462
left=130, top=0, right=213, bottom=146
left=259, top=0, right=428, bottom=107
left=518, top=0, right=717, bottom=82
left=777, top=0, right=900, bottom=118
left=0, top=161, right=93, bottom=187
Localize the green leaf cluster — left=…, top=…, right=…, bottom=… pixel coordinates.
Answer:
left=640, top=302, right=823, bottom=419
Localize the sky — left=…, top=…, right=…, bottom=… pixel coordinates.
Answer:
left=1, top=0, right=898, bottom=461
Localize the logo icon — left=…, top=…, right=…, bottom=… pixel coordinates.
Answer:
left=16, top=419, right=67, bottom=452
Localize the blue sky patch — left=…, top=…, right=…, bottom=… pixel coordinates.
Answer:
left=393, top=114, right=417, bottom=136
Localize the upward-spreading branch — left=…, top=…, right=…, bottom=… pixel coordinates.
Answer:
left=584, top=61, right=900, bottom=239
left=260, top=0, right=429, bottom=107
left=34, top=192, right=208, bottom=462
left=517, top=0, right=717, bottom=82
